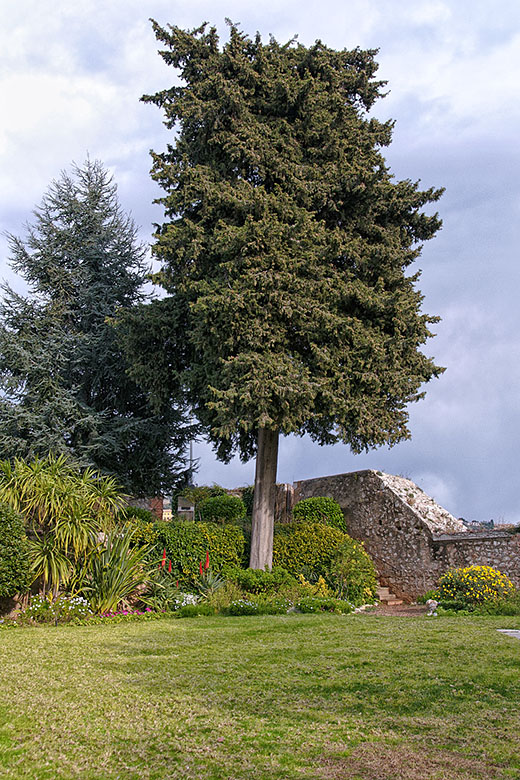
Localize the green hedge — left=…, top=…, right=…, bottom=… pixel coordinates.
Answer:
left=222, top=566, right=296, bottom=594
left=272, top=522, right=347, bottom=576
left=154, top=520, right=245, bottom=581
left=200, top=495, right=246, bottom=524
left=120, top=507, right=159, bottom=547
left=0, top=502, right=30, bottom=598
left=292, top=497, right=347, bottom=533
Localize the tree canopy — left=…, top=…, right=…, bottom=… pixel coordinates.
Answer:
left=138, top=21, right=444, bottom=566
left=0, top=160, right=191, bottom=496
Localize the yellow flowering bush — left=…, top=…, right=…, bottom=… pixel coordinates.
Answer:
left=437, top=565, right=515, bottom=607
left=297, top=573, right=331, bottom=598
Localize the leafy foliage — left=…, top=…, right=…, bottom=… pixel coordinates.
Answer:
left=28, top=534, right=72, bottom=596
left=0, top=453, right=124, bottom=535
left=154, top=520, right=245, bottom=581
left=193, top=567, right=225, bottom=598
left=326, top=538, right=378, bottom=605
left=20, top=594, right=92, bottom=624
left=294, top=597, right=353, bottom=614
left=436, top=565, right=515, bottom=609
left=223, top=566, right=296, bottom=594
left=0, top=159, right=191, bottom=495
left=272, top=522, right=347, bottom=576
left=293, top=497, right=347, bottom=533
left=120, top=506, right=159, bottom=547
left=0, top=453, right=126, bottom=595
left=0, top=502, right=30, bottom=598
left=240, top=486, right=255, bottom=517
left=200, top=494, right=246, bottom=524
left=174, top=484, right=227, bottom=520
left=80, top=531, right=153, bottom=614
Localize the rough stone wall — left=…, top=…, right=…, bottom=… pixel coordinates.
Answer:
left=293, top=470, right=520, bottom=601
left=432, top=533, right=520, bottom=580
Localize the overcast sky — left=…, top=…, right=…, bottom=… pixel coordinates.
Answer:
left=2, top=0, right=519, bottom=523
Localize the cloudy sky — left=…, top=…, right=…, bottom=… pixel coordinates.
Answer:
left=2, top=0, right=519, bottom=523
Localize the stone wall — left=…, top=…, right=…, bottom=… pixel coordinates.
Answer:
left=293, top=469, right=520, bottom=601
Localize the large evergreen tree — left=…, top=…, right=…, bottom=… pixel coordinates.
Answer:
left=141, top=21, right=444, bottom=567
left=0, top=160, right=191, bottom=496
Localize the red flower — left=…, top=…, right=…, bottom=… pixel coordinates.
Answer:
left=199, top=561, right=203, bottom=576
left=168, top=560, right=172, bottom=573
left=161, top=548, right=166, bottom=568
left=205, top=551, right=210, bottom=570
left=176, top=580, right=179, bottom=588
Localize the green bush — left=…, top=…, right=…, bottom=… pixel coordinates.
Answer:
left=80, top=531, right=154, bottom=614
left=327, top=537, right=378, bottom=605
left=200, top=495, right=246, bottom=524
left=223, top=566, right=296, bottom=594
left=240, top=486, right=255, bottom=517
left=155, top=520, right=245, bottom=582
left=437, top=565, right=515, bottom=609
left=272, top=522, right=347, bottom=577
left=123, top=506, right=158, bottom=524
left=176, top=603, right=217, bottom=618
left=292, top=497, right=347, bottom=532
left=21, top=594, right=92, bottom=623
left=295, top=596, right=353, bottom=614
left=175, top=485, right=227, bottom=519
left=224, top=598, right=289, bottom=616
left=473, top=595, right=520, bottom=616
left=120, top=506, right=159, bottom=547
left=0, top=502, right=30, bottom=598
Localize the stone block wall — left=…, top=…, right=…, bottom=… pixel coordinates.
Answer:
left=293, top=470, right=520, bottom=601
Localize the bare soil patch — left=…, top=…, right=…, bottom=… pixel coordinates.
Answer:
left=367, top=603, right=429, bottom=617
left=319, top=742, right=506, bottom=780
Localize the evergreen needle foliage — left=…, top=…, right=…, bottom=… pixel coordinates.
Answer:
left=0, top=160, right=191, bottom=495
left=135, top=21, right=445, bottom=566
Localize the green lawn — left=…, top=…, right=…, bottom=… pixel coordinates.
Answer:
left=1, top=613, right=520, bottom=779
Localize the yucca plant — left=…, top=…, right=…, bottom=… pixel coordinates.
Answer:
left=28, top=534, right=72, bottom=597
left=0, top=454, right=128, bottom=596
left=0, top=454, right=126, bottom=538
left=81, top=531, right=153, bottom=614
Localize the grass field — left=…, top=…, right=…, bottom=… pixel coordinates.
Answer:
left=1, top=613, right=520, bottom=779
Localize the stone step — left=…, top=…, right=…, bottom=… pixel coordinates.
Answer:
left=376, top=585, right=403, bottom=606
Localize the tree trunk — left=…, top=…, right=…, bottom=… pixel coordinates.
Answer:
left=249, top=427, right=279, bottom=570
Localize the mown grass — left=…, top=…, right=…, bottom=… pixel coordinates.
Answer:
left=1, top=613, right=520, bottom=779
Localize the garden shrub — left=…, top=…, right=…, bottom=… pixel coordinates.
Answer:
left=272, top=522, right=347, bottom=577
left=240, top=485, right=255, bottom=517
left=21, top=594, right=92, bottom=623
left=200, top=494, right=246, bottom=524
left=175, top=485, right=227, bottom=519
left=292, top=497, right=347, bottom=532
left=436, top=565, right=515, bottom=610
left=123, top=506, right=158, bottom=524
left=0, top=502, right=30, bottom=598
left=295, top=596, right=353, bottom=614
left=155, top=520, right=245, bottom=582
left=176, top=602, right=217, bottom=618
left=327, top=537, right=378, bottom=605
left=81, top=531, right=154, bottom=614
left=120, top=506, right=159, bottom=547
left=472, top=594, right=520, bottom=616
left=223, top=566, right=296, bottom=594
left=224, top=598, right=289, bottom=616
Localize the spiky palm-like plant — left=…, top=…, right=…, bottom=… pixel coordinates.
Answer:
left=82, top=532, right=153, bottom=614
